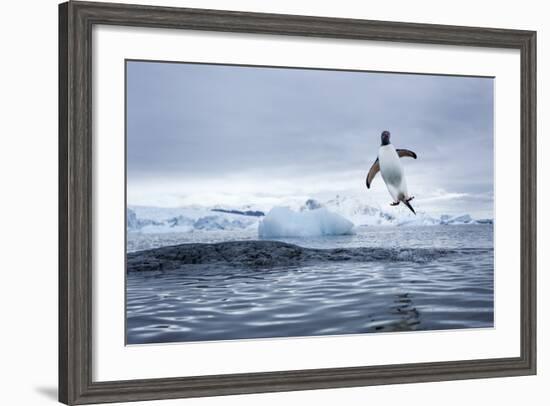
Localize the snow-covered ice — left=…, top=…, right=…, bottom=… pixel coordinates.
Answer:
left=126, top=197, right=492, bottom=237
left=127, top=206, right=260, bottom=234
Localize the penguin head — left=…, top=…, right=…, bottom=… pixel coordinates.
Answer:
left=381, top=130, right=391, bottom=145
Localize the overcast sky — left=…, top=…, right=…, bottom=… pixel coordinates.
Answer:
left=127, top=60, right=494, bottom=218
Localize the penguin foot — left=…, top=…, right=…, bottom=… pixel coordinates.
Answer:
left=406, top=196, right=415, bottom=202
left=390, top=201, right=400, bottom=206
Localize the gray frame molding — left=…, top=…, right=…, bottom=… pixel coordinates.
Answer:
left=59, top=1, right=536, bottom=404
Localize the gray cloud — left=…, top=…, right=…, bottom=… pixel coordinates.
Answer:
left=127, top=61, right=493, bottom=217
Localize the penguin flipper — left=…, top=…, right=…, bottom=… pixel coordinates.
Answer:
left=366, top=158, right=380, bottom=189
left=396, top=149, right=417, bottom=159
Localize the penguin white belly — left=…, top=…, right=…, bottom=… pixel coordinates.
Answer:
left=378, top=145, right=409, bottom=202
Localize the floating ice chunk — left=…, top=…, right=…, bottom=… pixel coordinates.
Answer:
left=258, top=207, right=354, bottom=238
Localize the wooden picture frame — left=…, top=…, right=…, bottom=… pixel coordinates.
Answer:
left=59, top=1, right=536, bottom=404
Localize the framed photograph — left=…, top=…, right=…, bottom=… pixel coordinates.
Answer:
left=59, top=1, right=536, bottom=404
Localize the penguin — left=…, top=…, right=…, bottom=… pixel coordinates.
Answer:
left=366, top=130, right=417, bottom=214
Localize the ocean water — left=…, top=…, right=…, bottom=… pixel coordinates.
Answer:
left=126, top=224, right=494, bottom=344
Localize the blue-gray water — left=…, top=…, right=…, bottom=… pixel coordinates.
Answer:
left=126, top=224, right=493, bottom=344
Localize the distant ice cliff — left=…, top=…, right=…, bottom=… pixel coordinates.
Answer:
left=127, top=196, right=492, bottom=235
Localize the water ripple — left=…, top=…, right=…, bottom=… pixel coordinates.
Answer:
left=127, top=225, right=494, bottom=344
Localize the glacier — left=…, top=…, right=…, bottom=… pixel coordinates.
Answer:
left=127, top=206, right=260, bottom=234
left=127, top=197, right=492, bottom=236
left=258, top=207, right=354, bottom=238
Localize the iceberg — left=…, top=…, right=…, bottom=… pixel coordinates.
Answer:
left=258, top=207, right=354, bottom=238
left=127, top=208, right=139, bottom=230
left=127, top=208, right=164, bottom=231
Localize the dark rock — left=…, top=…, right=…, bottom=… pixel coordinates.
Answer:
left=302, top=199, right=323, bottom=211
left=126, top=240, right=469, bottom=272
left=211, top=208, right=265, bottom=217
